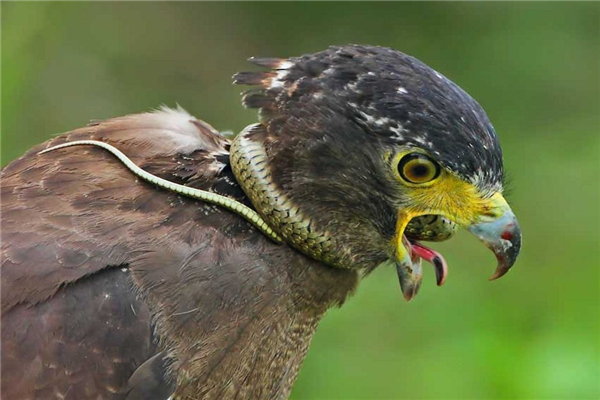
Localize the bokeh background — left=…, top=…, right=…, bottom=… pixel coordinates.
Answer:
left=2, top=2, right=599, bottom=399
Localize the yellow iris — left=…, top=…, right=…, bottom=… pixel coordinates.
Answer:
left=398, top=153, right=440, bottom=184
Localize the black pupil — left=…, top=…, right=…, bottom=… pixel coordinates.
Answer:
left=412, top=164, right=429, bottom=177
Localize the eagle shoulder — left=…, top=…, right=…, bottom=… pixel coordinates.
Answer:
left=1, top=106, right=230, bottom=312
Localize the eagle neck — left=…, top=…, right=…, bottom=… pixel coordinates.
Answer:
left=229, top=124, right=349, bottom=269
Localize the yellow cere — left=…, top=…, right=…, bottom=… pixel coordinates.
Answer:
left=392, top=166, right=509, bottom=260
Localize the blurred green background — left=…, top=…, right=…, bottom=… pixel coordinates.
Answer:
left=2, top=2, right=599, bottom=399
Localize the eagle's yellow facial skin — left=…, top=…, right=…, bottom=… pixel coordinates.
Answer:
left=390, top=150, right=510, bottom=261
left=399, top=172, right=500, bottom=224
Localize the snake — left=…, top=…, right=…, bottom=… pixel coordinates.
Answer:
left=38, top=139, right=284, bottom=244
left=39, top=132, right=456, bottom=258
left=229, top=125, right=339, bottom=264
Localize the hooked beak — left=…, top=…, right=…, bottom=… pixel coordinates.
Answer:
left=466, top=193, right=522, bottom=281
left=394, top=192, right=521, bottom=301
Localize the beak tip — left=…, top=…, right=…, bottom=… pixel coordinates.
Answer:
left=398, top=274, right=421, bottom=302
left=402, top=288, right=419, bottom=302
left=488, top=273, right=501, bottom=282
left=488, top=264, right=510, bottom=281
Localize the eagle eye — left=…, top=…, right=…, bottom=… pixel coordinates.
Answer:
left=398, top=153, right=440, bottom=184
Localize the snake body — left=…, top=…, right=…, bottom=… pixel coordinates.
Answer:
left=38, top=140, right=283, bottom=243
left=229, top=126, right=339, bottom=265
left=405, top=215, right=457, bottom=242
left=40, top=136, right=455, bottom=261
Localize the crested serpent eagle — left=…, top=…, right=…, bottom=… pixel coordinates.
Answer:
left=1, top=45, right=521, bottom=399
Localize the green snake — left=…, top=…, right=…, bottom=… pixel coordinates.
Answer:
left=39, top=132, right=456, bottom=258
left=229, top=127, right=339, bottom=264
left=39, top=139, right=284, bottom=243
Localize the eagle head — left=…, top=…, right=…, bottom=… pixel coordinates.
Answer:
left=231, top=44, right=521, bottom=300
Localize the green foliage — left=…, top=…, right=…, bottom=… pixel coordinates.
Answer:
left=2, top=2, right=598, bottom=399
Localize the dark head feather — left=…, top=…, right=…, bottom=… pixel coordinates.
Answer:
left=233, top=44, right=503, bottom=196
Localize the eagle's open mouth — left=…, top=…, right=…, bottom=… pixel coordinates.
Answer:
left=408, top=239, right=448, bottom=286
left=396, top=198, right=521, bottom=301
left=396, top=234, right=450, bottom=301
